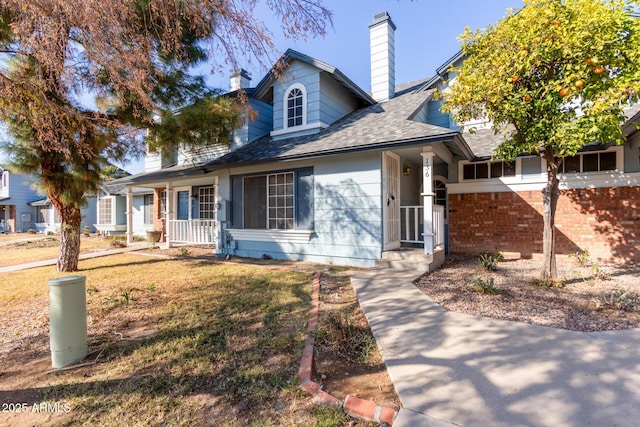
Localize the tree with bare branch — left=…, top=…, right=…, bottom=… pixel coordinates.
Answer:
left=0, top=0, right=331, bottom=271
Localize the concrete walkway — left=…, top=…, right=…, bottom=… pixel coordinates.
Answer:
left=351, top=266, right=640, bottom=427
left=0, top=243, right=148, bottom=273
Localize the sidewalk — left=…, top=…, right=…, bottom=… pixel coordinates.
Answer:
left=351, top=266, right=640, bottom=427
left=0, top=243, right=148, bottom=273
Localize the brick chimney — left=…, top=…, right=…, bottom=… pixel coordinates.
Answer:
left=230, top=68, right=251, bottom=91
left=369, top=11, right=396, bottom=102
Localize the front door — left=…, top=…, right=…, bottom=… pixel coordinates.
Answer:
left=177, top=191, right=189, bottom=220
left=383, top=152, right=401, bottom=250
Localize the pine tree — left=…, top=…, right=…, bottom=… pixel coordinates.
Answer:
left=0, top=1, right=331, bottom=271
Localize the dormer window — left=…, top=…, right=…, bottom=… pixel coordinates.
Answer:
left=284, top=83, right=306, bottom=129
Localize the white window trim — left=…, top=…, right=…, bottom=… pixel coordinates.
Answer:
left=97, top=195, right=116, bottom=225
left=198, top=185, right=218, bottom=220
left=458, top=158, right=521, bottom=182
left=242, top=172, right=295, bottom=230
left=228, top=229, right=313, bottom=244
left=270, top=121, right=329, bottom=137
left=449, top=146, right=633, bottom=194
left=282, top=83, right=307, bottom=130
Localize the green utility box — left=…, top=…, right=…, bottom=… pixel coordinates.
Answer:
left=48, top=275, right=89, bottom=369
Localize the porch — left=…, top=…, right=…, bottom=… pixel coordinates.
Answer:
left=399, top=204, right=445, bottom=250
left=166, top=219, right=218, bottom=245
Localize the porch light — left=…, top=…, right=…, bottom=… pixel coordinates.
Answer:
left=403, top=163, right=412, bottom=176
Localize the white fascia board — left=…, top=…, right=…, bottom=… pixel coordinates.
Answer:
left=448, top=171, right=640, bottom=194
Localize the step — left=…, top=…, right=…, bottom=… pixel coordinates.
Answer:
left=375, top=248, right=445, bottom=272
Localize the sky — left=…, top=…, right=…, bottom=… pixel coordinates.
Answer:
left=1, top=0, right=523, bottom=174
left=208, top=0, right=522, bottom=94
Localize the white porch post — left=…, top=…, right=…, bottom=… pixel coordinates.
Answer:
left=165, top=183, right=173, bottom=249
left=421, top=150, right=435, bottom=256
left=126, top=186, right=134, bottom=244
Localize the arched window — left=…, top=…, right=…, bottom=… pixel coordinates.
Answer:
left=284, top=84, right=306, bottom=129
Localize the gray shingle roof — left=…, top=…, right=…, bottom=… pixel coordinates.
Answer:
left=112, top=164, right=205, bottom=187
left=462, top=102, right=640, bottom=159
left=253, top=49, right=376, bottom=106
left=203, top=84, right=461, bottom=172
left=461, top=129, right=506, bottom=159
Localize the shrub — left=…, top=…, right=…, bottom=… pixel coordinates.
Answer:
left=470, top=276, right=500, bottom=294
left=478, top=252, right=503, bottom=271
left=533, top=278, right=565, bottom=288
left=569, top=249, right=590, bottom=267
left=106, top=235, right=127, bottom=248
left=594, top=291, right=638, bottom=311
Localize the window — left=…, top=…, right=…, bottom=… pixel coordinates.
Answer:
left=143, top=194, right=154, bottom=225
left=159, top=190, right=167, bottom=218
left=1, top=171, right=7, bottom=189
left=198, top=186, right=217, bottom=220
left=560, top=151, right=617, bottom=173
left=243, top=172, right=294, bottom=230
left=36, top=206, right=48, bottom=223
left=268, top=173, right=294, bottom=230
left=98, top=198, right=112, bottom=225
left=231, top=168, right=313, bottom=231
left=434, top=180, right=447, bottom=219
left=285, top=84, right=306, bottom=128
left=463, top=161, right=515, bottom=180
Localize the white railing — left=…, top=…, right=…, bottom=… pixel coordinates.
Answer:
left=400, top=206, right=424, bottom=243
left=167, top=219, right=217, bottom=244
left=400, top=205, right=445, bottom=249
left=434, top=205, right=445, bottom=248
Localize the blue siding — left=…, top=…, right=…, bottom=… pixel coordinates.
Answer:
left=424, top=100, right=453, bottom=129
left=80, top=198, right=97, bottom=233
left=0, top=171, right=42, bottom=232
left=319, top=73, right=359, bottom=125
left=232, top=98, right=273, bottom=150
left=221, top=152, right=384, bottom=267
left=247, top=98, right=273, bottom=142
left=272, top=60, right=320, bottom=132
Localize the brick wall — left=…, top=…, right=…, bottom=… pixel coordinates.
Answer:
left=448, top=186, right=640, bottom=263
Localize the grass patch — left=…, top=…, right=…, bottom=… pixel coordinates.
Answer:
left=0, top=236, right=111, bottom=267
left=0, top=254, right=345, bottom=425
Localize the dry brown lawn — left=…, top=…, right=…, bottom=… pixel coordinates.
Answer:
left=0, top=236, right=112, bottom=267
left=0, top=250, right=395, bottom=426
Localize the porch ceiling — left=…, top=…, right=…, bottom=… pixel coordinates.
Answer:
left=391, top=144, right=450, bottom=167
left=129, top=173, right=218, bottom=190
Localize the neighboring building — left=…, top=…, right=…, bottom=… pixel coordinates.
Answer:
left=0, top=165, right=99, bottom=234
left=29, top=197, right=97, bottom=234
left=110, top=11, right=640, bottom=267
left=0, top=165, right=41, bottom=233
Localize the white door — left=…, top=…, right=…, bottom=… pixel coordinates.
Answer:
left=383, top=152, right=401, bottom=250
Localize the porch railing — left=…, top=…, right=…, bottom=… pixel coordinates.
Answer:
left=400, top=205, right=445, bottom=249
left=167, top=219, right=218, bottom=244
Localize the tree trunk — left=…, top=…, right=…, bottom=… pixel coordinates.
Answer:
left=57, top=206, right=82, bottom=272
left=542, top=147, right=559, bottom=281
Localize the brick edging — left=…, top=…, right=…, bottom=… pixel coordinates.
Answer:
left=298, top=271, right=398, bottom=426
